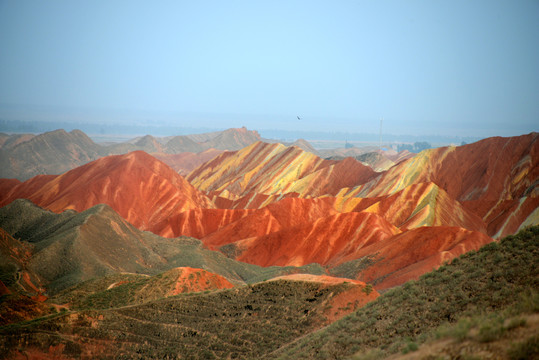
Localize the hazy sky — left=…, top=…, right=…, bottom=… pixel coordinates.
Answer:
left=0, top=1, right=538, bottom=137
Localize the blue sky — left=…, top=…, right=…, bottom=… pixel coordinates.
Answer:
left=0, top=1, right=538, bottom=138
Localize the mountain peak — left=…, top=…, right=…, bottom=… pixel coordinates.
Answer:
left=0, top=151, right=215, bottom=231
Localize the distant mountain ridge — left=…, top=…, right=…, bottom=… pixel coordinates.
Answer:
left=0, top=129, right=101, bottom=180
left=0, top=127, right=261, bottom=181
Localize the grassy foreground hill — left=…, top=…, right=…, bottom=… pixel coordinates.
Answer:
left=271, top=225, right=539, bottom=359
left=0, top=279, right=375, bottom=359
left=0, top=226, right=537, bottom=359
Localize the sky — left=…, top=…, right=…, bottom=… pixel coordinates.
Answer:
left=0, top=0, right=538, bottom=138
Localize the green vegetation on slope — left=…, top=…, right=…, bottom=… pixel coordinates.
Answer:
left=272, top=226, right=539, bottom=359
left=0, top=280, right=358, bottom=359
left=1, top=226, right=537, bottom=359
left=0, top=199, right=327, bottom=294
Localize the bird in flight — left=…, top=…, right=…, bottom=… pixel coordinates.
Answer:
left=297, top=116, right=301, bottom=120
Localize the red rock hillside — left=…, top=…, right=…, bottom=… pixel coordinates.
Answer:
left=1, top=133, right=536, bottom=291
left=187, top=141, right=377, bottom=199
left=348, top=133, right=538, bottom=238
left=138, top=267, right=235, bottom=298
left=268, top=274, right=379, bottom=323
left=0, top=151, right=215, bottom=231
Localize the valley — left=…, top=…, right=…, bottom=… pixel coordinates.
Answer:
left=0, top=128, right=537, bottom=359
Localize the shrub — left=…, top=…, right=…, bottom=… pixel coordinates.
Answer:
left=363, top=284, right=373, bottom=295
left=507, top=334, right=539, bottom=360
left=401, top=340, right=418, bottom=354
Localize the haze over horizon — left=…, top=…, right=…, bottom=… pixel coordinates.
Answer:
left=1, top=1, right=538, bottom=139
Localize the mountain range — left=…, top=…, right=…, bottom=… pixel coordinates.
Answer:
left=0, top=127, right=261, bottom=180
left=0, top=127, right=537, bottom=359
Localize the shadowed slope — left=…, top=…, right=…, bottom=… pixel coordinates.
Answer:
left=288, top=138, right=319, bottom=155
left=268, top=274, right=379, bottom=322
left=0, top=232, right=54, bottom=326
left=0, top=128, right=262, bottom=181
left=153, top=208, right=257, bottom=239
left=50, top=267, right=236, bottom=312
left=1, top=228, right=535, bottom=359
left=100, top=127, right=260, bottom=155
left=69, top=267, right=236, bottom=309
left=347, top=226, right=493, bottom=290
left=174, top=197, right=340, bottom=247
left=230, top=212, right=400, bottom=267
left=0, top=151, right=215, bottom=230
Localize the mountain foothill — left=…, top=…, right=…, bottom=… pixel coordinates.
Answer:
left=0, top=127, right=537, bottom=359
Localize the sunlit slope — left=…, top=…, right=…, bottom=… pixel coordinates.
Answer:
left=350, top=133, right=538, bottom=237
left=219, top=215, right=490, bottom=290
left=0, top=133, right=535, bottom=295
left=187, top=141, right=377, bottom=198
left=134, top=267, right=236, bottom=298
left=358, top=182, right=487, bottom=232
left=0, top=151, right=215, bottom=231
